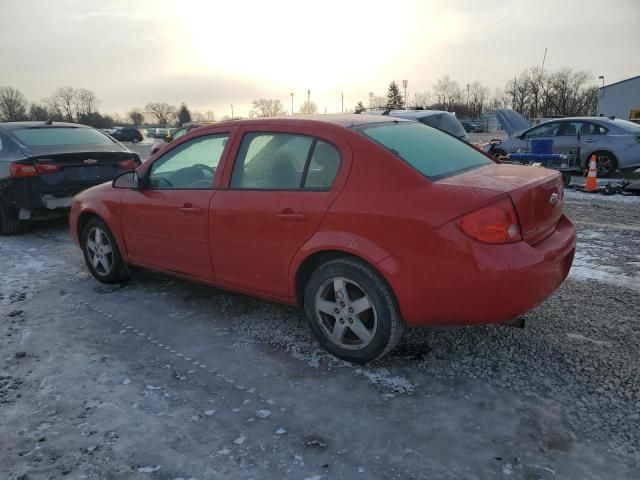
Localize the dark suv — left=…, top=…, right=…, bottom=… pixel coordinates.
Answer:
left=110, top=127, right=143, bottom=143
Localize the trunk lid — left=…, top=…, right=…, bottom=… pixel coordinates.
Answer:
left=495, top=109, right=531, bottom=137
left=438, top=163, right=564, bottom=245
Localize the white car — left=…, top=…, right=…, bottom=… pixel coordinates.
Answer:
left=487, top=109, right=640, bottom=177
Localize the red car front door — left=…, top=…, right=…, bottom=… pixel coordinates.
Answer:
left=211, top=127, right=350, bottom=300
left=120, top=131, right=233, bottom=280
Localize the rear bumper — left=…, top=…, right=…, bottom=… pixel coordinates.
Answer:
left=377, top=215, right=576, bottom=327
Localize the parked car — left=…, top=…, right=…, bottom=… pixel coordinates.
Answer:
left=0, top=121, right=141, bottom=234
left=460, top=121, right=482, bottom=133
left=70, top=114, right=576, bottom=363
left=150, top=123, right=207, bottom=155
left=487, top=109, right=640, bottom=177
left=110, top=127, right=143, bottom=143
left=368, top=109, right=469, bottom=142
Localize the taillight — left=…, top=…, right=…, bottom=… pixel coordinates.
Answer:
left=117, top=158, right=138, bottom=169
left=35, top=163, right=61, bottom=174
left=9, top=162, right=39, bottom=177
left=454, top=197, right=522, bottom=244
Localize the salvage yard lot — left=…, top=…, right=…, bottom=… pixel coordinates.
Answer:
left=1, top=191, right=639, bottom=479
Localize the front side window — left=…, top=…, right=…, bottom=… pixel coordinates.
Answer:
left=526, top=122, right=562, bottom=138
left=360, top=122, right=491, bottom=181
left=148, top=134, right=228, bottom=189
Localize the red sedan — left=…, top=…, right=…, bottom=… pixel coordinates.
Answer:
left=70, top=115, right=576, bottom=363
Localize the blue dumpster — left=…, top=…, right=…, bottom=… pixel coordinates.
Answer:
left=530, top=139, right=553, bottom=155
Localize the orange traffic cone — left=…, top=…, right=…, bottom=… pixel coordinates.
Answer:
left=584, top=154, right=598, bottom=192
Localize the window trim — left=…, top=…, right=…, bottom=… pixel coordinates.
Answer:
left=227, top=131, right=341, bottom=192
left=145, top=133, right=230, bottom=191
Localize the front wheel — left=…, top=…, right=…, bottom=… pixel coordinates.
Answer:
left=82, top=218, right=129, bottom=283
left=0, top=198, right=22, bottom=235
left=304, top=258, right=405, bottom=364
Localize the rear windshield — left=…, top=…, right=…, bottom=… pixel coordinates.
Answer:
left=611, top=119, right=640, bottom=133
left=418, top=114, right=467, bottom=139
left=12, top=127, right=114, bottom=146
left=360, top=122, right=491, bottom=181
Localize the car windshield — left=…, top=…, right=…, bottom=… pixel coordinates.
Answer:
left=12, top=127, right=114, bottom=146
left=360, top=122, right=491, bottom=181
left=611, top=119, right=640, bottom=133
left=418, top=114, right=467, bottom=138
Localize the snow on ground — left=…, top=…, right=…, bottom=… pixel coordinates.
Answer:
left=565, top=189, right=640, bottom=205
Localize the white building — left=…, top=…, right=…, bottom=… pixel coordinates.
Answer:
left=597, top=75, right=640, bottom=120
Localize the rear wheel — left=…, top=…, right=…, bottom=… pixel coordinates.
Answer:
left=131, top=136, right=139, bottom=144
left=0, top=198, right=22, bottom=235
left=588, top=151, right=617, bottom=178
left=82, top=218, right=129, bottom=283
left=304, top=258, right=404, bottom=364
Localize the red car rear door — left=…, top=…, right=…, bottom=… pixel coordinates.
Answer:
left=120, top=130, right=234, bottom=280
left=211, top=125, right=350, bottom=299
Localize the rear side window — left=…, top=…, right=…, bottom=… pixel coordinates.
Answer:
left=360, top=123, right=491, bottom=181
left=230, top=133, right=341, bottom=190
left=12, top=127, right=114, bottom=146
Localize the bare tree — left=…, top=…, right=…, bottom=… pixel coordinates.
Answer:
left=29, top=103, right=50, bottom=121
left=46, top=87, right=77, bottom=122
left=468, top=82, right=490, bottom=117
left=298, top=100, right=318, bottom=115
left=0, top=87, right=28, bottom=121
left=413, top=91, right=431, bottom=109
left=433, top=76, right=462, bottom=111
left=76, top=88, right=99, bottom=117
left=249, top=98, right=287, bottom=118
left=128, top=108, right=144, bottom=125
left=192, top=111, right=206, bottom=122
left=145, top=102, right=176, bottom=125
left=205, top=110, right=215, bottom=121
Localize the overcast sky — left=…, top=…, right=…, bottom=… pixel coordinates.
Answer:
left=1, top=0, right=638, bottom=118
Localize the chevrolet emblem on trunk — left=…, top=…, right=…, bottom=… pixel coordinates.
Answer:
left=549, top=193, right=558, bottom=205
left=84, top=159, right=98, bottom=165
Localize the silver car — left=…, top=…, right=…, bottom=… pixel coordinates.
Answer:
left=489, top=109, right=640, bottom=177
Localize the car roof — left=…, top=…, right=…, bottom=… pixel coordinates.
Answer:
left=202, top=114, right=413, bottom=131
left=0, top=121, right=93, bottom=130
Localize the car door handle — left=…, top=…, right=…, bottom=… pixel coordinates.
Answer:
left=585, top=139, right=596, bottom=143
left=277, top=210, right=307, bottom=222
left=179, top=204, right=202, bottom=215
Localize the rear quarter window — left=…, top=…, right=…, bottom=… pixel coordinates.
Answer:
left=12, top=127, right=114, bottom=146
left=360, top=122, right=491, bottom=181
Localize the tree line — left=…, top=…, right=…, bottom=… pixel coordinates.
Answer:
left=0, top=66, right=599, bottom=127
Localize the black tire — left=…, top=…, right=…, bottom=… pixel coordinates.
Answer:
left=491, top=148, right=507, bottom=160
left=81, top=217, right=129, bottom=284
left=303, top=257, right=405, bottom=364
left=588, top=151, right=617, bottom=178
left=0, top=198, right=22, bottom=235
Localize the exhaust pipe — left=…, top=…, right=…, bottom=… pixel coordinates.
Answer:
left=503, top=316, right=525, bottom=328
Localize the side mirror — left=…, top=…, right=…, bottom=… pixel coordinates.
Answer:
left=113, top=170, right=139, bottom=189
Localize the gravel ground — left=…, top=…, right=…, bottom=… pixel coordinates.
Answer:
left=0, top=189, right=639, bottom=479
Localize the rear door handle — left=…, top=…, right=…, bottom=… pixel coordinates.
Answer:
left=277, top=209, right=307, bottom=222
left=179, top=203, right=202, bottom=215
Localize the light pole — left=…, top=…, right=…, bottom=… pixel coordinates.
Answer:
left=230, top=104, right=234, bottom=119
left=466, top=83, right=470, bottom=108
left=307, top=89, right=310, bottom=110
left=599, top=75, right=605, bottom=88
left=290, top=92, right=294, bottom=115
left=341, top=92, right=344, bottom=113
left=402, top=80, right=408, bottom=109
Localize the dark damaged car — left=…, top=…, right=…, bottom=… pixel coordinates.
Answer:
left=0, top=121, right=141, bottom=234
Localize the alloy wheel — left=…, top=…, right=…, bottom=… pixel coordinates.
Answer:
left=314, top=277, right=378, bottom=350
left=86, top=226, right=114, bottom=276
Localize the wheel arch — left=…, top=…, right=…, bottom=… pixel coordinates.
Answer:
left=292, top=248, right=398, bottom=309
left=582, top=148, right=618, bottom=170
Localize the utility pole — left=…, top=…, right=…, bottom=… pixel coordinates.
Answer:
left=466, top=83, right=470, bottom=108
left=307, top=89, right=310, bottom=108
left=402, top=80, right=408, bottom=109
left=341, top=92, right=344, bottom=113
left=290, top=92, right=294, bottom=115
left=230, top=104, right=234, bottom=119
